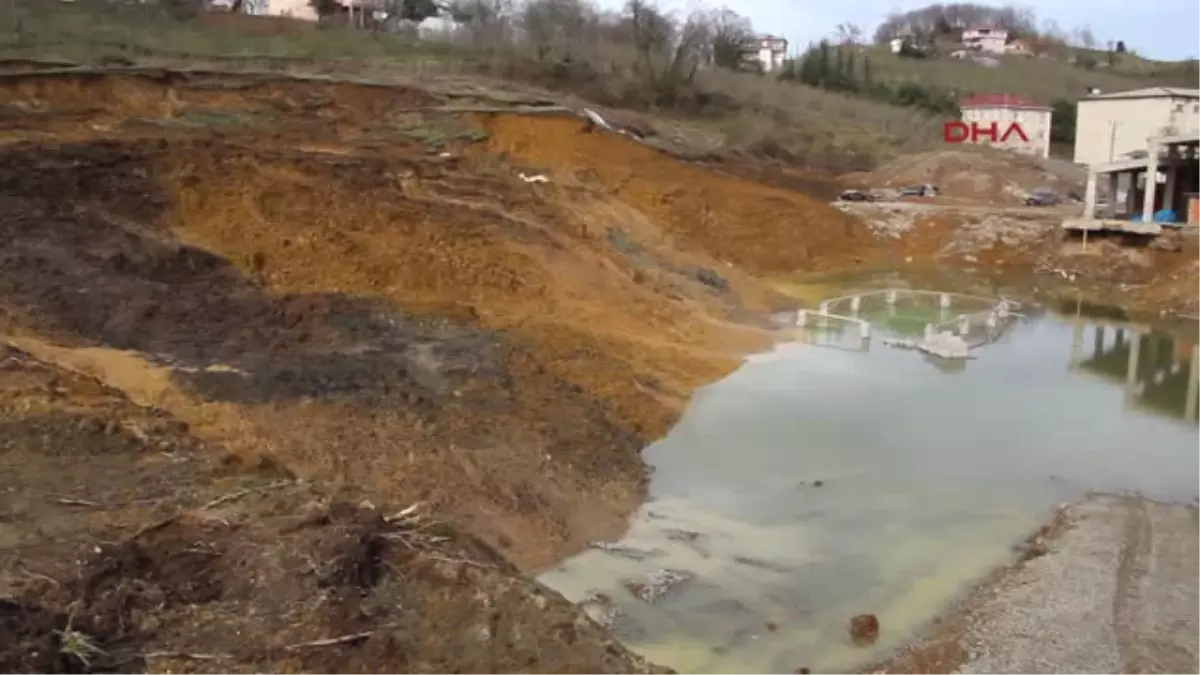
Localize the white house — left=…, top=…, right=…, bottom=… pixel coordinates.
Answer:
left=1073, top=87, right=1200, bottom=166
left=260, top=0, right=318, bottom=19
left=958, top=93, right=1052, bottom=158
left=755, top=34, right=787, bottom=72
left=961, top=25, right=1008, bottom=54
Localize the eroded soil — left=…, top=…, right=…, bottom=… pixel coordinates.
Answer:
left=0, top=343, right=659, bottom=674
left=1, top=65, right=1196, bottom=673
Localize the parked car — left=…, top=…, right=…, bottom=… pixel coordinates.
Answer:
left=1024, top=189, right=1060, bottom=206
left=838, top=189, right=876, bottom=202
left=899, top=184, right=938, bottom=197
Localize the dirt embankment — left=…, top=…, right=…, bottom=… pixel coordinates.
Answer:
left=0, top=68, right=873, bottom=672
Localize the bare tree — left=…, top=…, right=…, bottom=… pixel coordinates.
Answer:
left=834, top=21, right=862, bottom=45
left=1076, top=25, right=1096, bottom=49
left=447, top=0, right=513, bottom=46
left=520, top=0, right=594, bottom=61
left=706, top=8, right=755, bottom=69
left=623, top=0, right=674, bottom=81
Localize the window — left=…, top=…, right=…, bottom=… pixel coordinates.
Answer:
left=1174, top=103, right=1184, bottom=112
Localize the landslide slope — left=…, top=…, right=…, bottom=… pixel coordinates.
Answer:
left=0, top=67, right=875, bottom=671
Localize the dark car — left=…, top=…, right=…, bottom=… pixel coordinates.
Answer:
left=899, top=184, right=938, bottom=197
left=838, top=189, right=876, bottom=202
left=1024, top=189, right=1060, bottom=206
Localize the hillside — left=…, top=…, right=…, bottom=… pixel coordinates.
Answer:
left=0, top=0, right=947, bottom=172
left=852, top=46, right=1198, bottom=104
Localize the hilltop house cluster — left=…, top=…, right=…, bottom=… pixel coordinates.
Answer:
left=889, top=24, right=1034, bottom=61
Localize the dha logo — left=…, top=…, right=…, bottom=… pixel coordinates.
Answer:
left=943, top=121, right=1030, bottom=144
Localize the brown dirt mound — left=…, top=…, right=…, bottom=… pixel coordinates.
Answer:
left=842, top=149, right=1085, bottom=206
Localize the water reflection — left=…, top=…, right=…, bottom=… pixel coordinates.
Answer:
left=1068, top=312, right=1200, bottom=422
left=540, top=302, right=1199, bottom=674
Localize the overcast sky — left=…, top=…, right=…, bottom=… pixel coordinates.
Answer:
left=595, top=0, right=1200, bottom=61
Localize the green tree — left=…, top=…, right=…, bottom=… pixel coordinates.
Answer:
left=1050, top=98, right=1077, bottom=143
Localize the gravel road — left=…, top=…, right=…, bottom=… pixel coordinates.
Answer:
left=876, top=494, right=1199, bottom=674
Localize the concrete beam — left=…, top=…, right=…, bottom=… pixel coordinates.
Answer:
left=1187, top=352, right=1199, bottom=422
left=1106, top=173, right=1119, bottom=218
left=1164, top=145, right=1179, bottom=213
left=1143, top=141, right=1160, bottom=222
left=1083, top=170, right=1099, bottom=219
left=1124, top=331, right=1142, bottom=406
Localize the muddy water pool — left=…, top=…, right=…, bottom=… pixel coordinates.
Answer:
left=538, top=292, right=1199, bottom=673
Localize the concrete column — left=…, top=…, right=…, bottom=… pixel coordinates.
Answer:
left=1125, top=331, right=1142, bottom=405
left=1143, top=143, right=1160, bottom=222
left=1069, top=319, right=1084, bottom=368
left=1093, top=324, right=1105, bottom=357
left=1186, top=352, right=1198, bottom=422
left=1163, top=145, right=1178, bottom=217
left=1106, top=172, right=1120, bottom=218
left=1125, top=172, right=1139, bottom=215
left=1082, top=170, right=1099, bottom=219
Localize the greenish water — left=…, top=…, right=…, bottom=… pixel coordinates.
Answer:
left=539, top=292, right=1199, bottom=674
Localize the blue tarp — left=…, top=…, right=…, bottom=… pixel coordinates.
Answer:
left=1129, top=209, right=1180, bottom=223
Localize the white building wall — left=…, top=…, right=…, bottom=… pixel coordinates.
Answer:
left=961, top=106, right=1052, bottom=157
left=962, top=28, right=1007, bottom=54
left=1074, top=96, right=1200, bottom=165
left=262, top=0, right=318, bottom=20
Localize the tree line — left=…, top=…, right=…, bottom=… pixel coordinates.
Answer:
left=779, top=41, right=961, bottom=117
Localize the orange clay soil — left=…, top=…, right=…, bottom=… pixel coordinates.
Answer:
left=0, top=68, right=878, bottom=672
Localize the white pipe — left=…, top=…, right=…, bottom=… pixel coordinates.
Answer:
left=939, top=293, right=951, bottom=308
left=885, top=290, right=898, bottom=305
left=850, top=296, right=862, bottom=313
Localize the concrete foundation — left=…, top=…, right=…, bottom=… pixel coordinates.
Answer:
left=1066, top=133, right=1200, bottom=235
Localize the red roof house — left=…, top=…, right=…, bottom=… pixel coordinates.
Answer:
left=959, top=93, right=1050, bottom=111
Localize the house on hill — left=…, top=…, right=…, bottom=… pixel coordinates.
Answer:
left=755, top=35, right=787, bottom=72
left=957, top=93, right=1052, bottom=158
left=961, top=25, right=1008, bottom=54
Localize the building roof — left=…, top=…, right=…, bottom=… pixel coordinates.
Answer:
left=959, top=93, right=1050, bottom=110
left=1084, top=87, right=1200, bottom=101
